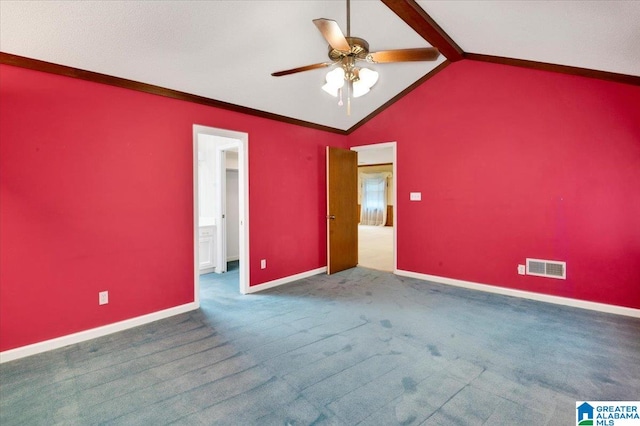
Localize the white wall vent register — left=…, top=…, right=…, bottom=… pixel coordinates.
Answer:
left=526, top=258, right=566, bottom=279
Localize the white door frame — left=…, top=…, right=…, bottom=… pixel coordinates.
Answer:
left=350, top=142, right=397, bottom=272
left=193, top=125, right=250, bottom=299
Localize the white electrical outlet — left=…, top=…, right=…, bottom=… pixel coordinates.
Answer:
left=99, top=291, right=109, bottom=305
left=517, top=265, right=526, bottom=275
left=260, top=259, right=267, bottom=269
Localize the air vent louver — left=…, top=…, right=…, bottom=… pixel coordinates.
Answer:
left=526, top=258, right=566, bottom=279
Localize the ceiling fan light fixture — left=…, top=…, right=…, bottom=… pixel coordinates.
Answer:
left=271, top=0, right=440, bottom=114
left=359, top=67, right=379, bottom=87
left=322, top=68, right=345, bottom=97
left=321, top=83, right=340, bottom=97
left=352, top=82, right=369, bottom=98
left=352, top=68, right=378, bottom=98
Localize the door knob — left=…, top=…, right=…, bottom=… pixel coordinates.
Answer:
left=327, top=215, right=336, bottom=220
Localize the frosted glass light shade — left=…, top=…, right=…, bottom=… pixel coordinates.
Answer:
left=352, top=83, right=369, bottom=98
left=322, top=83, right=340, bottom=97
left=353, top=68, right=379, bottom=98
left=322, top=68, right=345, bottom=97
left=359, top=68, right=379, bottom=87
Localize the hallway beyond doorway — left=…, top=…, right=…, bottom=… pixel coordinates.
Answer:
left=358, top=225, right=393, bottom=271
left=200, top=261, right=239, bottom=300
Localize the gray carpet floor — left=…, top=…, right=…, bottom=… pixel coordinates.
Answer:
left=1, top=264, right=639, bottom=425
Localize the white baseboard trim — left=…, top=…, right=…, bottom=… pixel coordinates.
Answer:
left=0, top=302, right=199, bottom=363
left=245, top=267, right=327, bottom=294
left=395, top=270, right=640, bottom=318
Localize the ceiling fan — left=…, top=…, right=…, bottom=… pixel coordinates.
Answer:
left=271, top=0, right=440, bottom=113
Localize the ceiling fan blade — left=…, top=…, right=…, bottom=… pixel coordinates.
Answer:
left=367, top=48, right=440, bottom=63
left=313, top=19, right=351, bottom=52
left=271, top=62, right=334, bottom=77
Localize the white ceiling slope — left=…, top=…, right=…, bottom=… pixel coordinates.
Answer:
left=1, top=1, right=638, bottom=131
left=419, top=0, right=640, bottom=77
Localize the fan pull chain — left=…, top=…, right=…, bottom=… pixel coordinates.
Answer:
left=347, top=80, right=351, bottom=116
left=347, top=0, right=352, bottom=116
left=338, top=87, right=344, bottom=106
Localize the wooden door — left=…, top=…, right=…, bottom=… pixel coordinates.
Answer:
left=327, top=147, right=358, bottom=274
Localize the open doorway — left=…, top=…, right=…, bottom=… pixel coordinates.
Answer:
left=351, top=143, right=396, bottom=272
left=224, top=151, right=240, bottom=274
left=193, top=125, right=249, bottom=304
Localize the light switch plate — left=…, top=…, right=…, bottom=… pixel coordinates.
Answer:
left=518, top=265, right=526, bottom=275
left=410, top=192, right=421, bottom=201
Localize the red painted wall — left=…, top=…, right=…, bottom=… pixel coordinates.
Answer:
left=349, top=60, right=640, bottom=309
left=0, top=65, right=344, bottom=351
left=3, top=59, right=638, bottom=352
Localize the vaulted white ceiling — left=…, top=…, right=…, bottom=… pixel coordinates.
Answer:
left=1, top=1, right=638, bottom=132
left=420, top=0, right=640, bottom=76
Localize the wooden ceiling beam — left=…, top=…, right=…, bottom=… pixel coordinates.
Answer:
left=382, top=0, right=463, bottom=62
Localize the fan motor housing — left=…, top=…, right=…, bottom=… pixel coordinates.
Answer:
left=328, top=37, right=369, bottom=61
